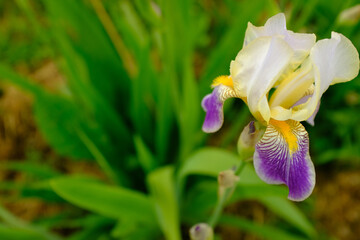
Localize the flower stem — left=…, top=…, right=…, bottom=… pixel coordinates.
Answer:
left=208, top=160, right=247, bottom=227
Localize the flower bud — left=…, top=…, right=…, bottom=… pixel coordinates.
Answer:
left=338, top=4, right=360, bottom=25
left=237, top=121, right=264, bottom=161
left=189, top=223, right=213, bottom=240
left=218, top=169, right=239, bottom=198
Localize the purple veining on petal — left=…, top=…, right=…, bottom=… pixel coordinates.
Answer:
left=201, top=87, right=224, bottom=133
left=253, top=120, right=315, bottom=201
left=293, top=94, right=320, bottom=126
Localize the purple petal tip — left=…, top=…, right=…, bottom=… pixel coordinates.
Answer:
left=201, top=88, right=224, bottom=133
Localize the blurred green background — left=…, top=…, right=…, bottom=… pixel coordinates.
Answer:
left=0, top=0, right=359, bottom=239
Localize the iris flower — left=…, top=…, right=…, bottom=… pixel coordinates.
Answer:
left=201, top=13, right=359, bottom=201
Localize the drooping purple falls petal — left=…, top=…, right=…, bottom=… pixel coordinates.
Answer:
left=253, top=119, right=315, bottom=201
left=201, top=85, right=239, bottom=133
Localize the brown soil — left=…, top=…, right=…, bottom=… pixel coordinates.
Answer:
left=314, top=167, right=360, bottom=240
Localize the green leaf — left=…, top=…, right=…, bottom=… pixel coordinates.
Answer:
left=43, top=0, right=131, bottom=103
left=183, top=180, right=287, bottom=223
left=177, top=148, right=264, bottom=195
left=0, top=224, right=47, bottom=240
left=259, top=197, right=316, bottom=238
left=67, top=216, right=114, bottom=240
left=50, top=176, right=156, bottom=224
left=233, top=184, right=288, bottom=199
left=33, top=92, right=93, bottom=160
left=147, top=166, right=181, bottom=240
left=130, top=49, right=157, bottom=145
left=0, top=66, right=126, bottom=183
left=3, top=162, right=60, bottom=180
left=43, top=0, right=133, bottom=162
left=134, top=135, right=155, bottom=173
left=111, top=219, right=159, bottom=240
left=108, top=0, right=149, bottom=58
left=0, top=64, right=108, bottom=162
left=0, top=64, right=42, bottom=95
left=133, top=0, right=160, bottom=26
left=177, top=148, right=239, bottom=182
left=0, top=205, right=61, bottom=240
left=219, top=215, right=308, bottom=240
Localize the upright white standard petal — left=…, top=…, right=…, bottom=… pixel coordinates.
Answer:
left=243, top=13, right=316, bottom=67
left=292, top=32, right=359, bottom=121
left=230, top=36, right=293, bottom=123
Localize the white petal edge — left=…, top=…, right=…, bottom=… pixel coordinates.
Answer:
left=231, top=36, right=293, bottom=123
left=276, top=32, right=359, bottom=122
left=243, top=13, right=316, bottom=66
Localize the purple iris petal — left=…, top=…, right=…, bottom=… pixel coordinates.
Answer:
left=253, top=120, right=315, bottom=201
left=201, top=87, right=224, bottom=133
left=293, top=94, right=320, bottom=126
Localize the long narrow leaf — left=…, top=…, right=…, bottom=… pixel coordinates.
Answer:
left=147, top=166, right=181, bottom=240
left=220, top=215, right=308, bottom=240
left=259, top=197, right=316, bottom=238
left=50, top=176, right=156, bottom=225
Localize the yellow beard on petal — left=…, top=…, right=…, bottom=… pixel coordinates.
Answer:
left=211, top=75, right=234, bottom=89
left=269, top=119, right=298, bottom=154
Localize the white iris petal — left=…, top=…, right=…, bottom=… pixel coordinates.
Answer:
left=201, top=13, right=359, bottom=202
left=239, top=15, right=359, bottom=123
left=231, top=36, right=293, bottom=123
left=292, top=32, right=359, bottom=121
left=243, top=13, right=316, bottom=67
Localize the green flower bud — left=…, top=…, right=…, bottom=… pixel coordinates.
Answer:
left=237, top=121, right=264, bottom=161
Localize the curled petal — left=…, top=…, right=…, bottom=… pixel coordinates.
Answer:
left=305, top=101, right=319, bottom=126
left=292, top=32, right=359, bottom=121
left=270, top=99, right=320, bottom=125
left=253, top=120, right=315, bottom=201
left=243, top=13, right=316, bottom=66
left=293, top=94, right=320, bottom=126
left=231, top=36, right=293, bottom=123
left=201, top=85, right=238, bottom=133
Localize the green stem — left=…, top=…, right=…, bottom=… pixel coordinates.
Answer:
left=208, top=188, right=232, bottom=227
left=208, top=160, right=247, bottom=227
left=235, top=160, right=246, bottom=175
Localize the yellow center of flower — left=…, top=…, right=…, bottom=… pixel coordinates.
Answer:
left=270, top=119, right=298, bottom=154
left=211, top=75, right=234, bottom=89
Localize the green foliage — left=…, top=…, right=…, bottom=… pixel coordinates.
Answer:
left=1, top=0, right=359, bottom=239
left=219, top=215, right=308, bottom=240
left=259, top=197, right=316, bottom=237
left=0, top=224, right=47, bottom=240
left=0, top=205, right=61, bottom=240
left=147, top=167, right=181, bottom=240
left=50, top=176, right=156, bottom=224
